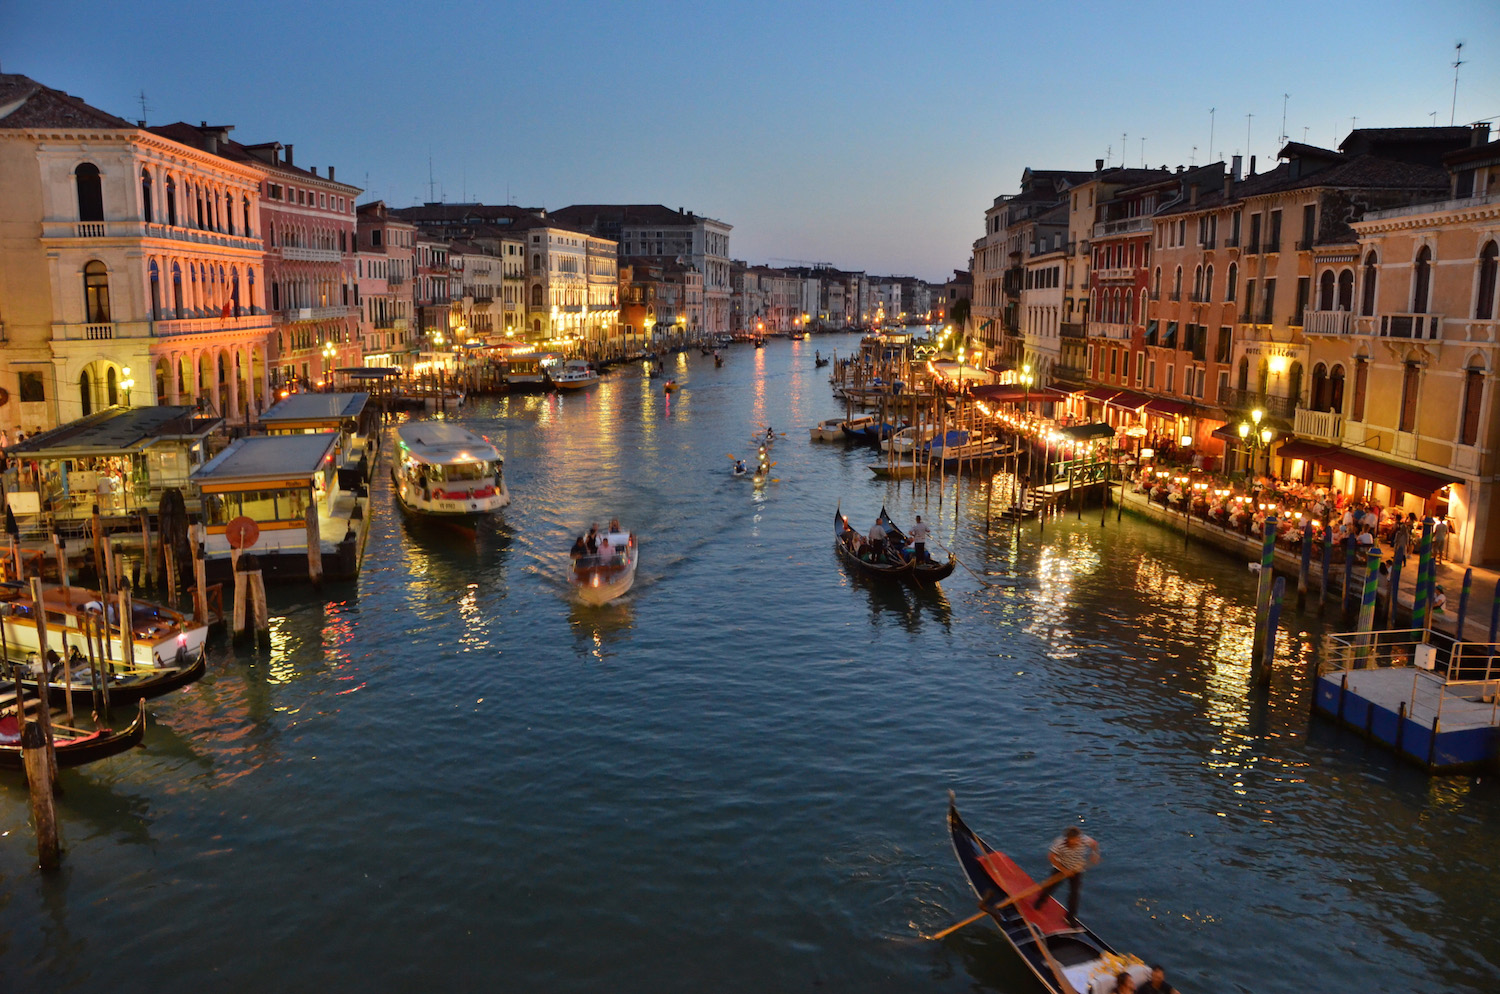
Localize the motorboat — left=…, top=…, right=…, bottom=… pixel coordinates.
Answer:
left=393, top=423, right=510, bottom=521
left=810, top=415, right=874, bottom=441
left=571, top=528, right=638, bottom=605
left=547, top=359, right=600, bottom=391
left=881, top=425, right=940, bottom=455
left=0, top=582, right=210, bottom=669
left=867, top=459, right=925, bottom=479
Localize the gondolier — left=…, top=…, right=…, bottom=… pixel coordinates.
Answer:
left=910, top=515, right=930, bottom=563
left=1031, top=826, right=1100, bottom=923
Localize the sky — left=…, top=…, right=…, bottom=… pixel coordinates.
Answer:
left=3, top=0, right=1498, bottom=283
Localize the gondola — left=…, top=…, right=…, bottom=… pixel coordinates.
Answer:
left=814, top=357, right=830, bottom=368
left=21, top=645, right=207, bottom=707
left=0, top=699, right=147, bottom=770
left=877, top=507, right=957, bottom=584
left=834, top=506, right=915, bottom=581
left=948, top=795, right=1152, bottom=994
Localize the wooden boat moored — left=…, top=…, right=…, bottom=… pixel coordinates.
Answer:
left=0, top=699, right=147, bottom=770
left=1, top=582, right=210, bottom=669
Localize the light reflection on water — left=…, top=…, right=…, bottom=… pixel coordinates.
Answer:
left=0, top=332, right=1497, bottom=994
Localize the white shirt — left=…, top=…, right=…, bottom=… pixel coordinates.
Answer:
left=910, top=521, right=930, bottom=543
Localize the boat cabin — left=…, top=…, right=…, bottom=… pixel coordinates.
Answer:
left=1, top=405, right=222, bottom=525
left=257, top=392, right=375, bottom=486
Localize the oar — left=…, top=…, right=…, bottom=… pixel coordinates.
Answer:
left=918, top=869, right=1073, bottom=941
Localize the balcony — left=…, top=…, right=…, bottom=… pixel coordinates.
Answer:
left=152, top=314, right=274, bottom=338
left=1243, top=242, right=1260, bottom=255
left=1089, top=321, right=1131, bottom=340
left=283, top=306, right=352, bottom=322
left=1262, top=238, right=1281, bottom=254
left=1221, top=387, right=1296, bottom=420
left=1202, top=238, right=1217, bottom=250
left=1224, top=235, right=1240, bottom=248
left=54, top=322, right=125, bottom=341
left=1294, top=408, right=1345, bottom=442
left=1095, top=267, right=1134, bottom=282
left=1303, top=308, right=1355, bottom=335
left=1169, top=290, right=1182, bottom=301
left=280, top=245, right=342, bottom=263
left=41, top=219, right=262, bottom=252
left=1380, top=313, right=1442, bottom=340
left=1092, top=217, right=1152, bottom=238
left=1060, top=322, right=1087, bottom=340
left=472, top=294, right=494, bottom=304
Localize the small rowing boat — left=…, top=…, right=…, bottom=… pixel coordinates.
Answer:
left=19, top=644, right=206, bottom=706
left=571, top=526, right=638, bottom=606
left=833, top=505, right=914, bottom=582
left=948, top=795, right=1154, bottom=994
left=0, top=699, right=147, bottom=770
left=877, top=507, right=956, bottom=584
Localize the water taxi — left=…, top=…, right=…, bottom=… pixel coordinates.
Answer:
left=393, top=424, right=509, bottom=521
left=571, top=527, right=637, bottom=605
left=0, top=582, right=209, bottom=669
left=547, top=359, right=600, bottom=391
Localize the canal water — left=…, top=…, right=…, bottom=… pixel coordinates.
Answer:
left=2, top=332, right=1497, bottom=993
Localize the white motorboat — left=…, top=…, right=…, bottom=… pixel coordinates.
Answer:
left=393, top=423, right=509, bottom=521
left=867, top=459, right=926, bottom=478
left=810, top=415, right=874, bottom=441
left=547, top=359, right=600, bottom=391
left=881, top=425, right=939, bottom=454
left=571, top=529, right=637, bottom=605
left=422, top=389, right=466, bottom=412
left=0, top=582, right=209, bottom=669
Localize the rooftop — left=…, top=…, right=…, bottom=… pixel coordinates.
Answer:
left=193, top=434, right=339, bottom=484
left=259, top=392, right=368, bottom=425
left=5, top=406, right=220, bottom=457
left=0, top=73, right=133, bottom=130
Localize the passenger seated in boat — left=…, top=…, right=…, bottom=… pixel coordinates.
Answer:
left=598, top=536, right=613, bottom=565
left=569, top=535, right=587, bottom=559
left=609, top=518, right=621, bottom=532
left=585, top=526, right=599, bottom=555
left=1138, top=965, right=1177, bottom=994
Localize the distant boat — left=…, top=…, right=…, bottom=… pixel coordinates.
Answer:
left=547, top=359, right=600, bottom=390
left=811, top=415, right=874, bottom=442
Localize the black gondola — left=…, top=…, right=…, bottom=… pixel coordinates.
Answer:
left=0, top=699, right=147, bottom=770
left=834, top=506, right=915, bottom=581
left=25, top=646, right=207, bottom=707
left=814, top=357, right=830, bottom=368
left=948, top=795, right=1152, bottom=994
left=877, top=507, right=957, bottom=584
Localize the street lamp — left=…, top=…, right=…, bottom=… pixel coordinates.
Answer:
left=1020, top=362, right=1034, bottom=420
left=321, top=341, right=337, bottom=391
left=1236, top=407, right=1274, bottom=477
left=119, top=366, right=134, bottom=406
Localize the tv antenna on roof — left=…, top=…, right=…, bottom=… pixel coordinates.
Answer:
left=1451, top=41, right=1464, bottom=125
left=1279, top=93, right=1290, bottom=148
left=137, top=90, right=150, bottom=121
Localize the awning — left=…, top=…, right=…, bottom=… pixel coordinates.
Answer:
left=1105, top=390, right=1152, bottom=411
left=1313, top=449, right=1460, bottom=498
left=985, top=362, right=1013, bottom=375
left=1211, top=425, right=1243, bottom=445
left=1061, top=422, right=1117, bottom=440
left=1082, top=388, right=1119, bottom=403
left=1275, top=440, right=1334, bottom=461
left=1142, top=396, right=1194, bottom=417
left=970, top=384, right=1071, bottom=403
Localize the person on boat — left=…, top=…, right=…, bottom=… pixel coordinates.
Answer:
left=585, top=526, right=599, bottom=556
left=765, top=426, right=775, bottom=442
left=598, top=535, right=613, bottom=565
left=910, top=515, right=930, bottom=564
left=1030, top=826, right=1100, bottom=924
left=867, top=520, right=885, bottom=557
left=735, top=459, right=747, bottom=475
left=609, top=518, right=621, bottom=533
left=1113, top=971, right=1137, bottom=994
left=569, top=535, right=587, bottom=559
left=1137, top=965, right=1177, bottom=994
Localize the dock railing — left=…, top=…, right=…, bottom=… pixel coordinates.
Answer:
left=1322, top=627, right=1500, bottom=728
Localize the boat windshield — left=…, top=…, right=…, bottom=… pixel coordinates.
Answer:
left=431, top=460, right=493, bottom=483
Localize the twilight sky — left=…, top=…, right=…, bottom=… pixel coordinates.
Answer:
left=3, top=1, right=1497, bottom=282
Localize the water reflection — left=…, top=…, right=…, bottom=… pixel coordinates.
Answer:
left=569, top=600, right=634, bottom=661
left=835, top=553, right=954, bottom=634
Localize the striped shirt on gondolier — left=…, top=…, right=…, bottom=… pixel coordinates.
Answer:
left=1049, top=833, right=1097, bottom=873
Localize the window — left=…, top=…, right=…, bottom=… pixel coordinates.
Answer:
left=1412, top=246, right=1432, bottom=313
left=1147, top=359, right=1156, bottom=388
left=1476, top=241, right=1498, bottom=319
left=18, top=371, right=45, bottom=403
left=1301, top=203, right=1316, bottom=247
left=1135, top=352, right=1144, bottom=385
left=371, top=228, right=382, bottom=247
left=1238, top=356, right=1249, bottom=392
left=83, top=260, right=110, bottom=322
left=149, top=260, right=161, bottom=319
left=530, top=284, right=543, bottom=307
left=1248, top=213, right=1261, bottom=250
left=1226, top=263, right=1238, bottom=303
left=172, top=262, right=184, bottom=318
left=1261, top=278, right=1276, bottom=323
left=1165, top=365, right=1175, bottom=393
left=1192, top=265, right=1203, bottom=300
left=1109, top=350, right=1118, bottom=376
left=75, top=163, right=103, bottom=222
left=1122, top=351, right=1131, bottom=381
left=141, top=169, right=153, bottom=224
left=1268, top=210, right=1282, bottom=250
left=1217, top=370, right=1229, bottom=403
left=1295, top=277, right=1310, bottom=322
left=1216, top=325, right=1232, bottom=363
left=1318, top=271, right=1336, bottom=311
left=1205, top=265, right=1214, bottom=302
left=1361, top=252, right=1378, bottom=315
left=1399, top=361, right=1420, bottom=431
left=1460, top=365, right=1484, bottom=445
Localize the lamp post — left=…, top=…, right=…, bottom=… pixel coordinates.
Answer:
left=1020, top=363, right=1034, bottom=423
left=321, top=341, right=337, bottom=391
left=1236, top=407, right=1274, bottom=478
left=119, top=366, right=134, bottom=407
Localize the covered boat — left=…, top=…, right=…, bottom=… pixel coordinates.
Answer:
left=393, top=423, right=510, bottom=521
left=845, top=420, right=902, bottom=445
left=881, top=424, right=940, bottom=455
left=948, top=795, right=1153, bottom=994
left=571, top=528, right=638, bottom=606
left=547, top=359, right=600, bottom=390
left=0, top=582, right=210, bottom=669
left=0, top=699, right=147, bottom=770
left=834, top=506, right=914, bottom=582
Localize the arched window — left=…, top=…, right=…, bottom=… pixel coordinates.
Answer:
left=149, top=260, right=162, bottom=320
left=1399, top=360, right=1420, bottom=431
left=80, top=371, right=93, bottom=416
left=1311, top=362, right=1328, bottom=411
left=1192, top=265, right=1203, bottom=300
left=1226, top=263, right=1238, bottom=303
left=1318, top=270, right=1336, bottom=311
left=1412, top=246, right=1432, bottom=314
left=76, top=163, right=103, bottom=222
left=165, top=176, right=178, bottom=226
left=106, top=366, right=119, bottom=407
left=1337, top=269, right=1354, bottom=311
left=1288, top=361, right=1303, bottom=407
left=141, top=169, right=153, bottom=224
left=530, top=284, right=543, bottom=307
left=1477, top=241, right=1498, bottom=320
left=243, top=197, right=253, bottom=237
left=1153, top=267, right=1162, bottom=296
left=1237, top=356, right=1249, bottom=392
left=1172, top=266, right=1183, bottom=297
left=1205, top=265, right=1214, bottom=302
left=1351, top=358, right=1368, bottom=421
left=172, top=262, right=184, bottom=318
left=1461, top=361, right=1485, bottom=445
left=83, top=260, right=110, bottom=322
left=231, top=268, right=242, bottom=317
left=1360, top=252, right=1378, bottom=316
left=532, top=318, right=542, bottom=334
left=1124, top=289, right=1134, bottom=324
left=1329, top=364, right=1346, bottom=414
left=225, top=193, right=235, bottom=235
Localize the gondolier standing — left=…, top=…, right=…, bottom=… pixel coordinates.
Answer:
left=910, top=515, right=930, bottom=563
left=1031, top=826, right=1100, bottom=924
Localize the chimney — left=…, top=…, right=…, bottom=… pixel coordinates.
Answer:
left=1176, top=165, right=1185, bottom=174
left=310, top=166, right=318, bottom=176
left=1223, top=171, right=1233, bottom=199
left=285, top=144, right=294, bottom=165
left=137, top=120, right=145, bottom=127
left=328, top=166, right=335, bottom=181
left=1095, top=158, right=1104, bottom=172
left=1231, top=155, right=1242, bottom=181
left=1474, top=123, right=1492, bottom=147
left=1189, top=183, right=1199, bottom=205
left=1249, top=155, right=1257, bottom=176
left=204, top=132, right=218, bottom=155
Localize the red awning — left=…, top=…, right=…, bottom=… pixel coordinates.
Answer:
left=970, top=384, right=1071, bottom=403
left=1142, top=396, right=1194, bottom=418
left=1275, top=440, right=1334, bottom=461
left=1082, top=388, right=1119, bottom=402
left=1105, top=390, right=1153, bottom=411
left=985, top=362, right=1013, bottom=375
left=1210, top=425, right=1243, bottom=445
left=1314, top=449, right=1459, bottom=498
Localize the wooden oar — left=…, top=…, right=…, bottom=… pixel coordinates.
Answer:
left=1018, top=908, right=1083, bottom=994
left=919, top=868, right=1073, bottom=940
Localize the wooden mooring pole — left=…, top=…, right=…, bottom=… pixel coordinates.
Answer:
left=1252, top=575, right=1286, bottom=689
left=20, top=718, right=60, bottom=871
left=1297, top=521, right=1312, bottom=614
left=1250, top=515, right=1278, bottom=663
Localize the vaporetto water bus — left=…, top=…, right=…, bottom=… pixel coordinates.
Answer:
left=393, top=424, right=510, bottom=522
